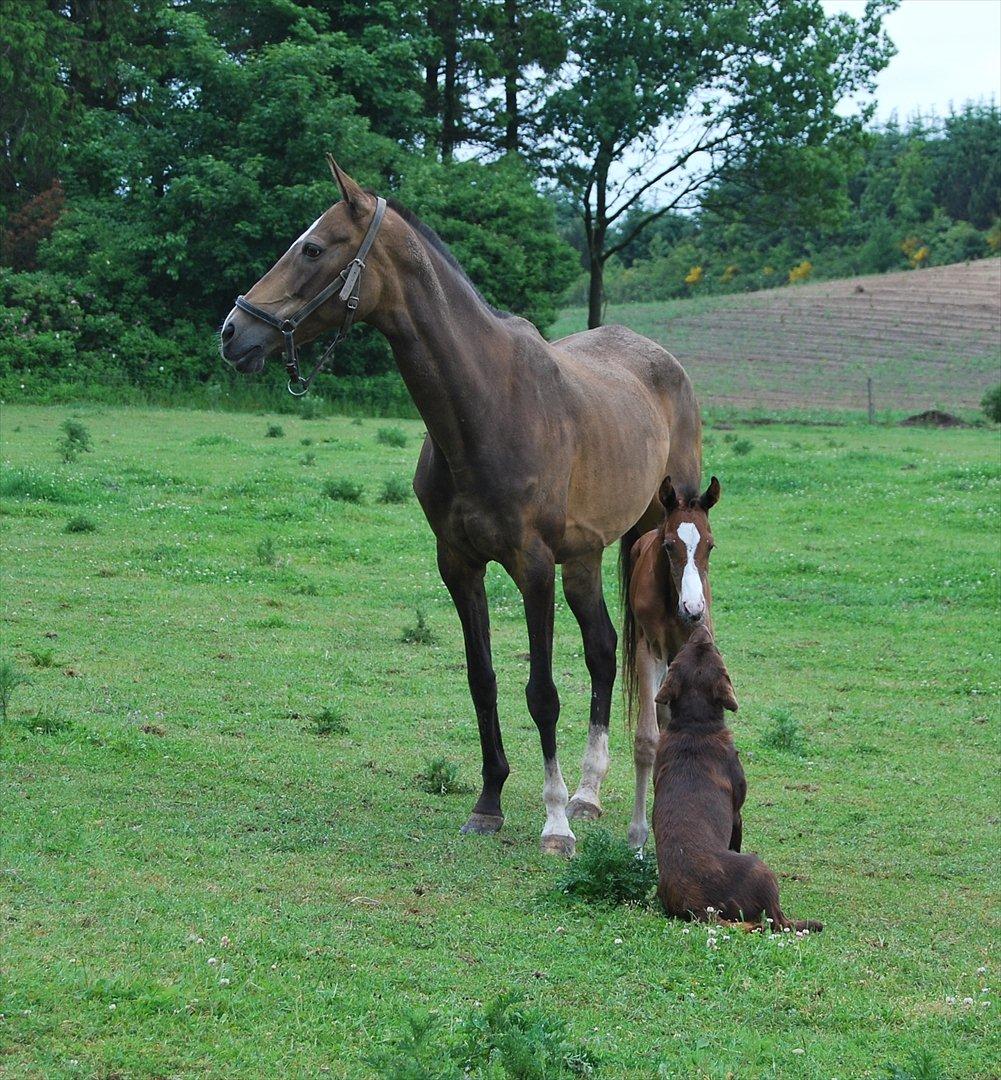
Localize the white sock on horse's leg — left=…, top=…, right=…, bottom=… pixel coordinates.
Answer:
left=568, top=723, right=609, bottom=818
left=628, top=644, right=665, bottom=849
left=541, top=756, right=575, bottom=855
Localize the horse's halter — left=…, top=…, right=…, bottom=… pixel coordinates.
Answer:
left=233, top=196, right=387, bottom=396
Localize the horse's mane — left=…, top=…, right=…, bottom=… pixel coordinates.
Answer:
left=382, top=196, right=512, bottom=320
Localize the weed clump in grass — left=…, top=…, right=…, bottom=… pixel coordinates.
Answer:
left=306, top=707, right=349, bottom=736
left=554, top=828, right=657, bottom=907
left=401, top=606, right=436, bottom=644
left=418, top=756, right=467, bottom=795
left=377, top=476, right=411, bottom=504
left=370, top=994, right=596, bottom=1079
left=0, top=659, right=29, bottom=723
left=376, top=426, right=407, bottom=448
left=64, top=515, right=97, bottom=534
left=255, top=536, right=278, bottom=566
left=731, top=437, right=754, bottom=455
left=0, top=467, right=72, bottom=502
left=28, top=648, right=55, bottom=668
left=883, top=1048, right=945, bottom=1080
left=761, top=709, right=806, bottom=754
left=298, top=396, right=324, bottom=420
left=323, top=477, right=364, bottom=502
left=300, top=451, right=317, bottom=466
left=265, top=424, right=285, bottom=438
left=57, top=418, right=92, bottom=462
left=25, top=709, right=73, bottom=736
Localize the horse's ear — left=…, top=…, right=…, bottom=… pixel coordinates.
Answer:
left=699, top=476, right=721, bottom=512
left=714, top=673, right=738, bottom=712
left=326, top=154, right=365, bottom=212
left=659, top=476, right=679, bottom=513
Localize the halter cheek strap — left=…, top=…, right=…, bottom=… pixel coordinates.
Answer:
left=234, top=195, right=387, bottom=396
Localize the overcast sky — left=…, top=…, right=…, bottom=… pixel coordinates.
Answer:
left=823, top=0, right=1001, bottom=120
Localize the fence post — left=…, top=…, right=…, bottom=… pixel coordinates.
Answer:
left=867, top=377, right=875, bottom=424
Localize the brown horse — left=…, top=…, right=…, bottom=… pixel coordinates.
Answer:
left=220, top=160, right=704, bottom=855
left=625, top=475, right=720, bottom=849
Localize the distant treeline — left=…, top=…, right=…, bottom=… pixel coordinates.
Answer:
left=6, top=1, right=993, bottom=409
left=561, top=106, right=1001, bottom=306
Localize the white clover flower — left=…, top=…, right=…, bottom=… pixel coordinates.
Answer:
left=963, top=997, right=975, bottom=1006
left=220, top=936, right=231, bottom=948
left=946, top=996, right=956, bottom=1005
left=219, top=978, right=230, bottom=987
left=613, top=937, right=623, bottom=945
left=207, top=957, right=219, bottom=966
left=977, top=965, right=988, bottom=975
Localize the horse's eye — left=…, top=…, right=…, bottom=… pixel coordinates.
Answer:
left=303, top=243, right=322, bottom=259
left=663, top=539, right=676, bottom=551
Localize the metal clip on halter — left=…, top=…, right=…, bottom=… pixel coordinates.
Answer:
left=233, top=196, right=387, bottom=397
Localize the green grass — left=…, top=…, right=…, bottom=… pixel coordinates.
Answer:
left=1, top=404, right=998, bottom=1077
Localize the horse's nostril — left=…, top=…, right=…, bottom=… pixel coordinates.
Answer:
left=222, top=322, right=236, bottom=343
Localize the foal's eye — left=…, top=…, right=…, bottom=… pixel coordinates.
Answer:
left=303, top=242, right=322, bottom=259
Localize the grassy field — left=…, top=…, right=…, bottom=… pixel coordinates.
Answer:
left=552, top=259, right=1001, bottom=419
left=2, top=404, right=999, bottom=1078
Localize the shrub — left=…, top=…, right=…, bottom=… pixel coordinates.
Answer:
left=265, top=424, right=284, bottom=438
left=300, top=437, right=313, bottom=446
left=401, top=606, right=436, bottom=645
left=376, top=425, right=407, bottom=448
left=762, top=709, right=806, bottom=754
left=982, top=384, right=1001, bottom=423
left=306, top=707, right=349, bottom=737
left=731, top=437, right=753, bottom=456
left=64, top=514, right=96, bottom=533
left=377, top=476, right=411, bottom=504
left=56, top=418, right=92, bottom=462
left=323, top=478, right=363, bottom=502
left=0, top=659, right=29, bottom=722
left=255, top=536, right=278, bottom=566
left=554, top=828, right=657, bottom=907
left=788, top=259, right=813, bottom=283
left=419, top=756, right=467, bottom=795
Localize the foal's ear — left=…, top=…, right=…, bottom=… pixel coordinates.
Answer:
left=699, top=476, right=721, bottom=512
left=658, top=476, right=679, bottom=513
left=326, top=154, right=366, bottom=212
left=714, top=673, right=738, bottom=712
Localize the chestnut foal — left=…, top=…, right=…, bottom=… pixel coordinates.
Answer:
left=624, top=475, right=720, bottom=850
left=653, top=626, right=823, bottom=932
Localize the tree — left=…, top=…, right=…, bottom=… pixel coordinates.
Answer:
left=541, top=0, right=897, bottom=327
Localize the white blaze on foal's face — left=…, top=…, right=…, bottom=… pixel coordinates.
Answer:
left=676, top=520, right=705, bottom=620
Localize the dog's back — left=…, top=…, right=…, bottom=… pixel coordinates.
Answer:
left=652, top=627, right=822, bottom=932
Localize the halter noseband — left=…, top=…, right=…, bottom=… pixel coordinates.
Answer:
left=234, top=195, right=387, bottom=396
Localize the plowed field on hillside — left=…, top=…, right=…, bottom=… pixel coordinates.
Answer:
left=552, top=259, right=1001, bottom=414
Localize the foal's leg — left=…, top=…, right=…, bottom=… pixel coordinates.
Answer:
left=512, top=542, right=575, bottom=856
left=627, top=638, right=667, bottom=850
left=562, top=553, right=617, bottom=821
left=437, top=541, right=509, bottom=835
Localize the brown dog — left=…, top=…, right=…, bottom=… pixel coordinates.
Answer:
left=652, top=625, right=822, bottom=933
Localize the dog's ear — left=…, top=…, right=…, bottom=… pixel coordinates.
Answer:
left=655, top=668, right=680, bottom=706
left=714, top=673, right=738, bottom=712
left=699, top=475, right=720, bottom=512
left=658, top=476, right=679, bottom=513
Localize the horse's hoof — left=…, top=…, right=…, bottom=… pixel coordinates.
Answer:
left=540, top=833, right=576, bottom=857
left=627, top=826, right=649, bottom=850
left=460, top=813, right=504, bottom=836
left=566, top=797, right=602, bottom=821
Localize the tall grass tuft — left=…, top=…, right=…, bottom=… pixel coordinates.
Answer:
left=64, top=515, right=97, bottom=534
left=554, top=828, right=657, bottom=907
left=761, top=709, right=806, bottom=754
left=306, top=707, right=349, bottom=737
left=401, top=606, right=436, bottom=644
left=323, top=477, right=364, bottom=502
left=418, top=756, right=467, bottom=795
left=265, top=423, right=285, bottom=438
left=0, top=659, right=29, bottom=723
left=377, top=476, right=411, bottom=504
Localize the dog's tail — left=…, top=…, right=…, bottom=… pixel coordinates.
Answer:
left=619, top=525, right=642, bottom=730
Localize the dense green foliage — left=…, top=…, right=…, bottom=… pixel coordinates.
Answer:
left=2, top=404, right=998, bottom=1075
left=562, top=106, right=1001, bottom=304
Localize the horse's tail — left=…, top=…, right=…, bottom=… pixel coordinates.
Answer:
left=619, top=526, right=642, bottom=731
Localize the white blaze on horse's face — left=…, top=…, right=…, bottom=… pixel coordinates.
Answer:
left=676, top=521, right=705, bottom=621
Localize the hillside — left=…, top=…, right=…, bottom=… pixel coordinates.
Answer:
left=551, top=259, right=1001, bottom=415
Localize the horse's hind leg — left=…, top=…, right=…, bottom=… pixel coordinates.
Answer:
left=562, top=553, right=617, bottom=822
left=437, top=541, right=509, bottom=835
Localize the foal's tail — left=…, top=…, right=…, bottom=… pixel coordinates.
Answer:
left=618, top=526, right=642, bottom=730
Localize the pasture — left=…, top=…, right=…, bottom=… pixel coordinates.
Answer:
left=2, top=403, right=998, bottom=1078
left=552, top=259, right=1001, bottom=418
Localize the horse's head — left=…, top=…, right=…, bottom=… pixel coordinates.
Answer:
left=220, top=158, right=392, bottom=377
left=657, top=474, right=720, bottom=625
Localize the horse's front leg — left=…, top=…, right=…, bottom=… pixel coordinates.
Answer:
left=437, top=540, right=509, bottom=834
left=562, top=553, right=617, bottom=821
left=627, top=638, right=667, bottom=850
left=512, top=541, right=575, bottom=856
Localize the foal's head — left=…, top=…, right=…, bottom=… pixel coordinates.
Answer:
left=220, top=158, right=397, bottom=373
left=657, top=475, right=720, bottom=625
